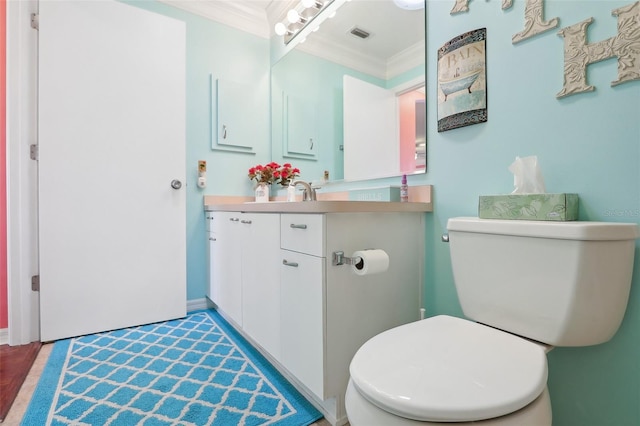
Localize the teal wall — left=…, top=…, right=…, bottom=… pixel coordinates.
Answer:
left=424, top=1, right=640, bottom=425
left=132, top=1, right=639, bottom=424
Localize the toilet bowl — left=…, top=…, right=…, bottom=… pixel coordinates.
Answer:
left=346, top=381, right=551, bottom=425
left=345, top=217, right=638, bottom=425
left=346, top=315, right=552, bottom=425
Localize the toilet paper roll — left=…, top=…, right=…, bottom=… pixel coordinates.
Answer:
left=352, top=249, right=389, bottom=276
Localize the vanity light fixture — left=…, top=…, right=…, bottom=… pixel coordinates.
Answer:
left=274, top=0, right=335, bottom=44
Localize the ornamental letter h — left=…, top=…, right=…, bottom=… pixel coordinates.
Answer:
left=556, top=1, right=640, bottom=98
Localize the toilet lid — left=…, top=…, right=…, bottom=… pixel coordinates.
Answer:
left=349, top=315, right=548, bottom=423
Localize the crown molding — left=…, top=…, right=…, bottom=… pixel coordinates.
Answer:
left=298, top=36, right=424, bottom=81
left=157, top=0, right=271, bottom=38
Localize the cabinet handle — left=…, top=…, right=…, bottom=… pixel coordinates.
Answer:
left=209, top=237, right=216, bottom=241
left=229, top=217, right=239, bottom=222
left=289, top=224, right=307, bottom=229
left=241, top=220, right=252, bottom=224
left=282, top=259, right=299, bottom=267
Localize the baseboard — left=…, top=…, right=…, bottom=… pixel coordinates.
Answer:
left=187, top=298, right=212, bottom=313
left=0, top=328, right=8, bottom=345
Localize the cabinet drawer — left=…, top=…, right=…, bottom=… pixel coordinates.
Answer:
left=281, top=214, right=325, bottom=256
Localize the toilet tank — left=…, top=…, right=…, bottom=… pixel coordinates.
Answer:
left=447, top=217, right=638, bottom=346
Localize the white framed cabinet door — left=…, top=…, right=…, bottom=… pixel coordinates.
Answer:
left=241, top=214, right=281, bottom=360
left=280, top=249, right=325, bottom=399
left=38, top=0, right=186, bottom=341
left=210, top=212, right=243, bottom=326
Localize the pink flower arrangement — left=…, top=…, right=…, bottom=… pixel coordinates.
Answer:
left=248, top=162, right=300, bottom=187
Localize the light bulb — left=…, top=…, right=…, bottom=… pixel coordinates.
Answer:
left=287, top=9, right=300, bottom=23
left=274, top=22, right=287, bottom=36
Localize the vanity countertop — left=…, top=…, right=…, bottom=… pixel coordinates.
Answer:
left=205, top=200, right=433, bottom=213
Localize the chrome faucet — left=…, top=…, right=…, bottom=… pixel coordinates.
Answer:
left=292, top=180, right=317, bottom=201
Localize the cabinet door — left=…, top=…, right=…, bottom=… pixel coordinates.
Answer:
left=285, top=94, right=317, bottom=158
left=207, top=231, right=216, bottom=300
left=241, top=214, right=282, bottom=360
left=210, top=212, right=243, bottom=326
left=280, top=249, right=325, bottom=399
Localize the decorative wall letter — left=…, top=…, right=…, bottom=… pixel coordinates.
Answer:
left=452, top=0, right=559, bottom=43
left=503, top=0, right=559, bottom=43
left=556, top=1, right=640, bottom=98
left=450, top=0, right=469, bottom=14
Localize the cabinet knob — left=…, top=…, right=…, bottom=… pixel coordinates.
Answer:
left=230, top=217, right=239, bottom=222
left=241, top=220, right=252, bottom=224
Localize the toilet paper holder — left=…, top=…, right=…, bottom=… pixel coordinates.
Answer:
left=332, top=251, right=362, bottom=267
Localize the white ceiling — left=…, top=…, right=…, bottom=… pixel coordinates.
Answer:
left=158, top=0, right=425, bottom=79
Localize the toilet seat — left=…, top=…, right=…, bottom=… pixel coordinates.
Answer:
left=349, top=315, right=548, bottom=423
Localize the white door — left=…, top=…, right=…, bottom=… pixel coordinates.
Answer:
left=38, top=0, right=186, bottom=341
left=343, top=75, right=398, bottom=181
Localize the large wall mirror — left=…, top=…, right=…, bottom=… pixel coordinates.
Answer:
left=271, top=0, right=426, bottom=184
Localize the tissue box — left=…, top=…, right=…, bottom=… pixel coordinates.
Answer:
left=349, top=186, right=401, bottom=202
left=479, top=193, right=579, bottom=221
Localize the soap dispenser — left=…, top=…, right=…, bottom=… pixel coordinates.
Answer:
left=400, top=174, right=409, bottom=202
left=287, top=183, right=296, bottom=202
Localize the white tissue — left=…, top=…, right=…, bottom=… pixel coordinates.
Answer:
left=509, top=155, right=546, bottom=194
left=352, top=249, right=389, bottom=276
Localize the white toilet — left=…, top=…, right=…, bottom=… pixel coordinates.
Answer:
left=346, top=217, right=638, bottom=425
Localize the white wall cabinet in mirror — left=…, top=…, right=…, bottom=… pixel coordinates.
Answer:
left=284, top=93, right=318, bottom=159
left=211, top=76, right=260, bottom=154
left=270, top=0, right=426, bottom=183
left=271, top=50, right=342, bottom=180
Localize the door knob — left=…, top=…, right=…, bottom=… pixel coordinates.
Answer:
left=170, top=179, right=182, bottom=190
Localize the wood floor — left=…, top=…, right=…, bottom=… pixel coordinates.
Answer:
left=0, top=342, right=42, bottom=423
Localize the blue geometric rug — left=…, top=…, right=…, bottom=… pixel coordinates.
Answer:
left=22, top=310, right=323, bottom=425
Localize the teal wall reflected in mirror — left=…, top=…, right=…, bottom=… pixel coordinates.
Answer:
left=270, top=0, right=426, bottom=184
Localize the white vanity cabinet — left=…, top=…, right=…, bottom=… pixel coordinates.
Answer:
left=207, top=211, right=242, bottom=325
left=207, top=212, right=281, bottom=359
left=240, top=213, right=281, bottom=360
left=280, top=214, right=326, bottom=399
left=206, top=204, right=427, bottom=426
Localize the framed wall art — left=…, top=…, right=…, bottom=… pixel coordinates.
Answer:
left=437, top=28, right=487, bottom=132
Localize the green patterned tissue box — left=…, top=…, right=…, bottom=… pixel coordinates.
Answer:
left=478, top=193, right=579, bottom=221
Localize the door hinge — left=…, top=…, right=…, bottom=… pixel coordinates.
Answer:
left=30, top=144, right=38, bottom=160
left=31, top=275, right=40, bottom=292
left=31, top=13, right=39, bottom=30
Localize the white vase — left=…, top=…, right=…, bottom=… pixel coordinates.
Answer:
left=255, top=183, right=270, bottom=202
